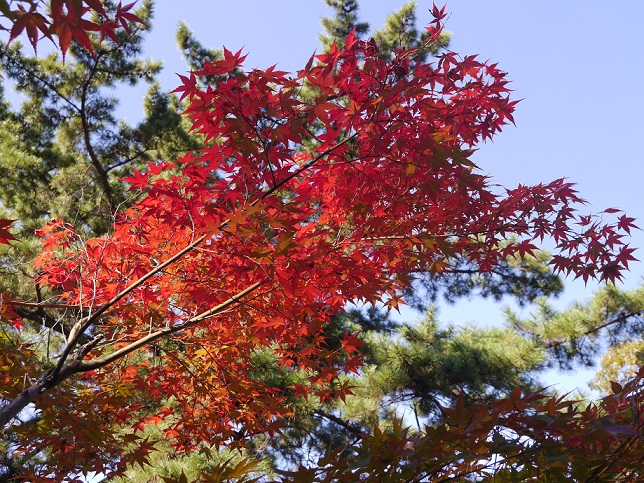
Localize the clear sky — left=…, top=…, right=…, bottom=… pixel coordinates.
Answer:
left=119, top=0, right=644, bottom=393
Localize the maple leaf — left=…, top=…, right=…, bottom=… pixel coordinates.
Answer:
left=617, top=214, right=638, bottom=234
left=9, top=7, right=50, bottom=52
left=114, top=2, right=140, bottom=32
left=340, top=330, right=365, bottom=355
left=0, top=219, right=16, bottom=245
left=121, top=169, right=149, bottom=190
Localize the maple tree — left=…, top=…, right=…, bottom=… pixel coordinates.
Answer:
left=0, top=3, right=641, bottom=481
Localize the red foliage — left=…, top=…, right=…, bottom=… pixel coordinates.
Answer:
left=1, top=0, right=142, bottom=55
left=0, top=9, right=639, bottom=480
left=0, top=218, right=16, bottom=244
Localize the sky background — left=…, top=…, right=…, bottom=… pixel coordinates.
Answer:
left=114, top=0, right=644, bottom=394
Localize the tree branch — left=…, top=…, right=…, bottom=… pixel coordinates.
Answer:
left=79, top=53, right=115, bottom=214
left=78, top=280, right=265, bottom=371
left=542, top=311, right=642, bottom=350
left=313, top=409, right=365, bottom=437
left=15, top=307, right=91, bottom=345
left=0, top=281, right=263, bottom=429
left=2, top=132, right=360, bottom=430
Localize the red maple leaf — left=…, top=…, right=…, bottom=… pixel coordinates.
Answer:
left=0, top=219, right=16, bottom=245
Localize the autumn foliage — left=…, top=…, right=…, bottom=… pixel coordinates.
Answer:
left=1, top=0, right=141, bottom=55
left=0, top=5, right=641, bottom=480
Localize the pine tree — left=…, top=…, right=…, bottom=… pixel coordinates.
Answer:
left=502, top=283, right=644, bottom=392
left=319, top=0, right=369, bottom=52
left=372, top=2, right=450, bottom=62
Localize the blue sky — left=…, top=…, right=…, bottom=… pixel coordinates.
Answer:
left=119, top=1, right=644, bottom=393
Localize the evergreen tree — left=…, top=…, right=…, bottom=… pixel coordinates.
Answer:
left=372, top=2, right=450, bottom=62
left=319, top=0, right=369, bottom=52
